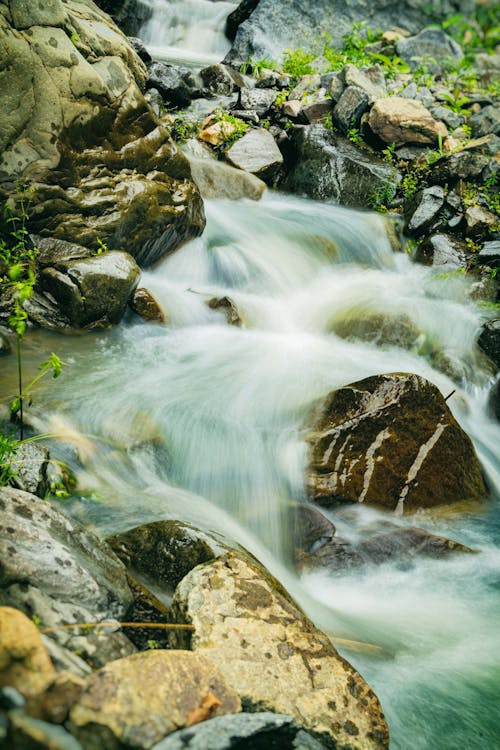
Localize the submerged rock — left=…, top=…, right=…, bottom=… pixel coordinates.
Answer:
left=282, top=125, right=399, bottom=208
left=69, top=651, right=241, bottom=749
left=170, top=552, right=389, bottom=750
left=306, top=373, right=486, bottom=513
left=130, top=287, right=167, bottom=324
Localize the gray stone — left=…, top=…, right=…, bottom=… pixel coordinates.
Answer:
left=469, top=105, right=500, bottom=137
left=34, top=238, right=94, bottom=268
left=293, top=504, right=336, bottom=553
left=200, top=63, right=249, bottom=95
left=429, top=151, right=495, bottom=183
left=487, top=377, right=500, bottom=422
left=40, top=251, right=140, bottom=329
left=239, top=87, right=277, bottom=115
left=289, top=75, right=321, bottom=101
left=478, top=241, right=500, bottom=266
left=282, top=125, right=400, bottom=209
left=429, top=105, right=463, bottom=130
left=7, top=710, right=84, bottom=750
left=478, top=319, right=500, bottom=370
left=333, top=85, right=371, bottom=133
left=152, top=713, right=328, bottom=750
left=342, top=64, right=386, bottom=101
left=302, top=99, right=332, bottom=124
left=225, top=128, right=283, bottom=182
left=395, top=28, right=463, bottom=73
left=0, top=487, right=134, bottom=664
left=405, top=186, right=445, bottom=236
left=146, top=62, right=195, bottom=107
left=11, top=443, right=50, bottom=498
left=465, top=206, right=498, bottom=239
left=412, top=233, right=468, bottom=270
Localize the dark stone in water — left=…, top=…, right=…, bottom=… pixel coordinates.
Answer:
left=478, top=319, right=500, bottom=370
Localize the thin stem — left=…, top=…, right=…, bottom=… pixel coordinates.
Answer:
left=16, top=333, right=23, bottom=441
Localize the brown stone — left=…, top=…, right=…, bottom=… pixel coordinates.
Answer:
left=306, top=373, right=486, bottom=513
left=0, top=607, right=55, bottom=698
left=130, top=287, right=167, bottom=323
left=368, top=97, right=448, bottom=145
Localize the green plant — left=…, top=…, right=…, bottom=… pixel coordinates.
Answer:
left=347, top=127, right=363, bottom=143
left=369, top=181, right=397, bottom=211
left=170, top=116, right=201, bottom=143
left=0, top=432, right=18, bottom=486
left=274, top=89, right=289, bottom=107
left=240, top=56, right=277, bottom=76
left=213, top=111, right=249, bottom=150
left=381, top=142, right=396, bottom=164
left=95, top=237, right=108, bottom=255
left=282, top=47, right=317, bottom=78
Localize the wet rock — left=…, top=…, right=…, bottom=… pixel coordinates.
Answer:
left=342, top=64, right=386, bottom=101
left=207, top=296, right=243, bottom=326
left=292, top=504, right=336, bottom=553
left=412, top=233, right=468, bottom=271
left=225, top=0, right=260, bottom=42
left=282, top=125, right=399, bottom=208
left=200, top=64, right=248, bottom=95
left=469, top=105, right=500, bottom=138
left=130, top=287, right=167, bottom=323
left=128, top=36, right=152, bottom=64
left=95, top=0, right=151, bottom=36
left=368, top=98, right=448, bottom=146
left=331, top=313, right=421, bottom=350
left=0, top=487, right=134, bottom=664
left=333, top=85, right=371, bottom=134
left=69, top=651, right=241, bottom=750
left=188, top=158, right=266, bottom=201
left=108, top=520, right=226, bottom=590
left=7, top=710, right=84, bottom=750
left=465, top=206, right=498, bottom=240
left=9, top=442, right=50, bottom=498
left=0, top=687, right=26, bottom=710
left=302, top=98, right=333, bottom=124
left=395, top=29, right=463, bottom=73
left=225, top=128, right=284, bottom=182
left=405, top=186, right=445, bottom=236
left=146, top=62, right=196, bottom=108
left=152, top=712, right=328, bottom=750
left=40, top=251, right=140, bottom=329
left=306, top=373, right=486, bottom=513
left=0, top=607, right=54, bottom=698
left=239, top=87, right=277, bottom=115
left=478, top=240, right=500, bottom=267
left=34, top=238, right=94, bottom=267
left=170, top=552, right=389, bottom=750
left=429, top=151, right=495, bottom=183
left=121, top=577, right=173, bottom=651
left=478, top=319, right=500, bottom=370
left=487, top=378, right=500, bottom=421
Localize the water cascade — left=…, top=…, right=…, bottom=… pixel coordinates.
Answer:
left=138, top=0, right=237, bottom=64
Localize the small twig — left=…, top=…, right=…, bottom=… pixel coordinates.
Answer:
left=40, top=621, right=194, bottom=635
left=444, top=389, right=456, bottom=402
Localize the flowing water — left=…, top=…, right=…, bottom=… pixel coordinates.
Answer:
left=5, top=193, right=500, bottom=749
left=138, top=0, right=237, bottom=65
left=2, top=5, right=499, bottom=746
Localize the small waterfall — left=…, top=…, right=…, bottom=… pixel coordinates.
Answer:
left=138, top=0, right=237, bottom=65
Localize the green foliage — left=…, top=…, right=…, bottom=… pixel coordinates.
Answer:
left=347, top=127, right=363, bottom=143
left=282, top=47, right=317, bottom=78
left=95, top=237, right=108, bottom=255
left=0, top=432, right=18, bottom=486
left=240, top=56, right=278, bottom=76
left=169, top=116, right=201, bottom=143
left=213, top=111, right=249, bottom=149
left=274, top=89, right=289, bottom=107
left=369, top=181, right=397, bottom=212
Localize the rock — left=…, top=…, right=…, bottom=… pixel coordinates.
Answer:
left=487, top=378, right=500, bottom=421
left=306, top=373, right=486, bottom=513
left=130, top=287, right=167, bottom=323
left=151, top=712, right=328, bottom=750
left=39, top=251, right=140, bottom=329
left=282, top=125, right=399, bottom=208
left=412, top=233, right=468, bottom=270
left=292, top=504, right=336, bottom=553
left=108, top=520, right=225, bottom=590
left=29, top=672, right=85, bottom=724
left=405, top=186, right=445, bottom=236
left=198, top=120, right=241, bottom=147
left=225, top=0, right=260, bottom=42
left=69, top=651, right=242, bottom=750
left=465, top=206, right=498, bottom=240
left=207, top=296, right=243, bottom=326
left=289, top=75, right=322, bottom=101
left=0, top=686, right=26, bottom=710
left=188, top=158, right=266, bottom=201
left=368, top=98, right=448, bottom=146
left=429, top=105, right=463, bottom=131
left=239, top=87, right=277, bottom=115
left=224, top=0, right=473, bottom=66
left=200, top=64, right=248, bottom=95
left=478, top=319, right=500, bottom=370
left=225, top=128, right=284, bottom=182
left=0, top=487, right=134, bottom=664
left=333, top=85, right=371, bottom=133
left=0, top=327, right=11, bottom=355
left=170, top=552, right=389, bottom=750
left=331, top=313, right=421, bottom=349
left=145, top=88, right=164, bottom=116
left=7, top=710, right=84, bottom=750
left=127, top=36, right=152, bottom=64
left=342, top=64, right=386, bottom=101
left=0, top=2, right=205, bottom=266
left=395, top=29, right=463, bottom=73
left=94, top=0, right=151, bottom=36
left=146, top=62, right=196, bottom=108
left=34, top=238, right=95, bottom=268
left=0, top=607, right=54, bottom=698
left=429, top=151, right=495, bottom=183
left=10, top=442, right=50, bottom=498
left=283, top=99, right=303, bottom=118
left=478, top=240, right=500, bottom=267
left=469, top=105, right=500, bottom=138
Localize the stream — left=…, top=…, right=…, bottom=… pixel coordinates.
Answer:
left=3, top=3, right=500, bottom=748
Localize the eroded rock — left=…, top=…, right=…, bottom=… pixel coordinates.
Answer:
left=368, top=98, right=448, bottom=146
left=306, top=373, right=486, bottom=513
left=170, top=552, right=389, bottom=750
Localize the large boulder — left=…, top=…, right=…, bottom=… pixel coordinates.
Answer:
left=170, top=552, right=389, bottom=750
left=0, top=1, right=204, bottom=266
left=69, top=650, right=242, bottom=750
left=224, top=0, right=475, bottom=65
left=306, top=374, right=486, bottom=513
left=0, top=488, right=134, bottom=666
left=282, top=125, right=399, bottom=208
left=93, top=0, right=151, bottom=36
